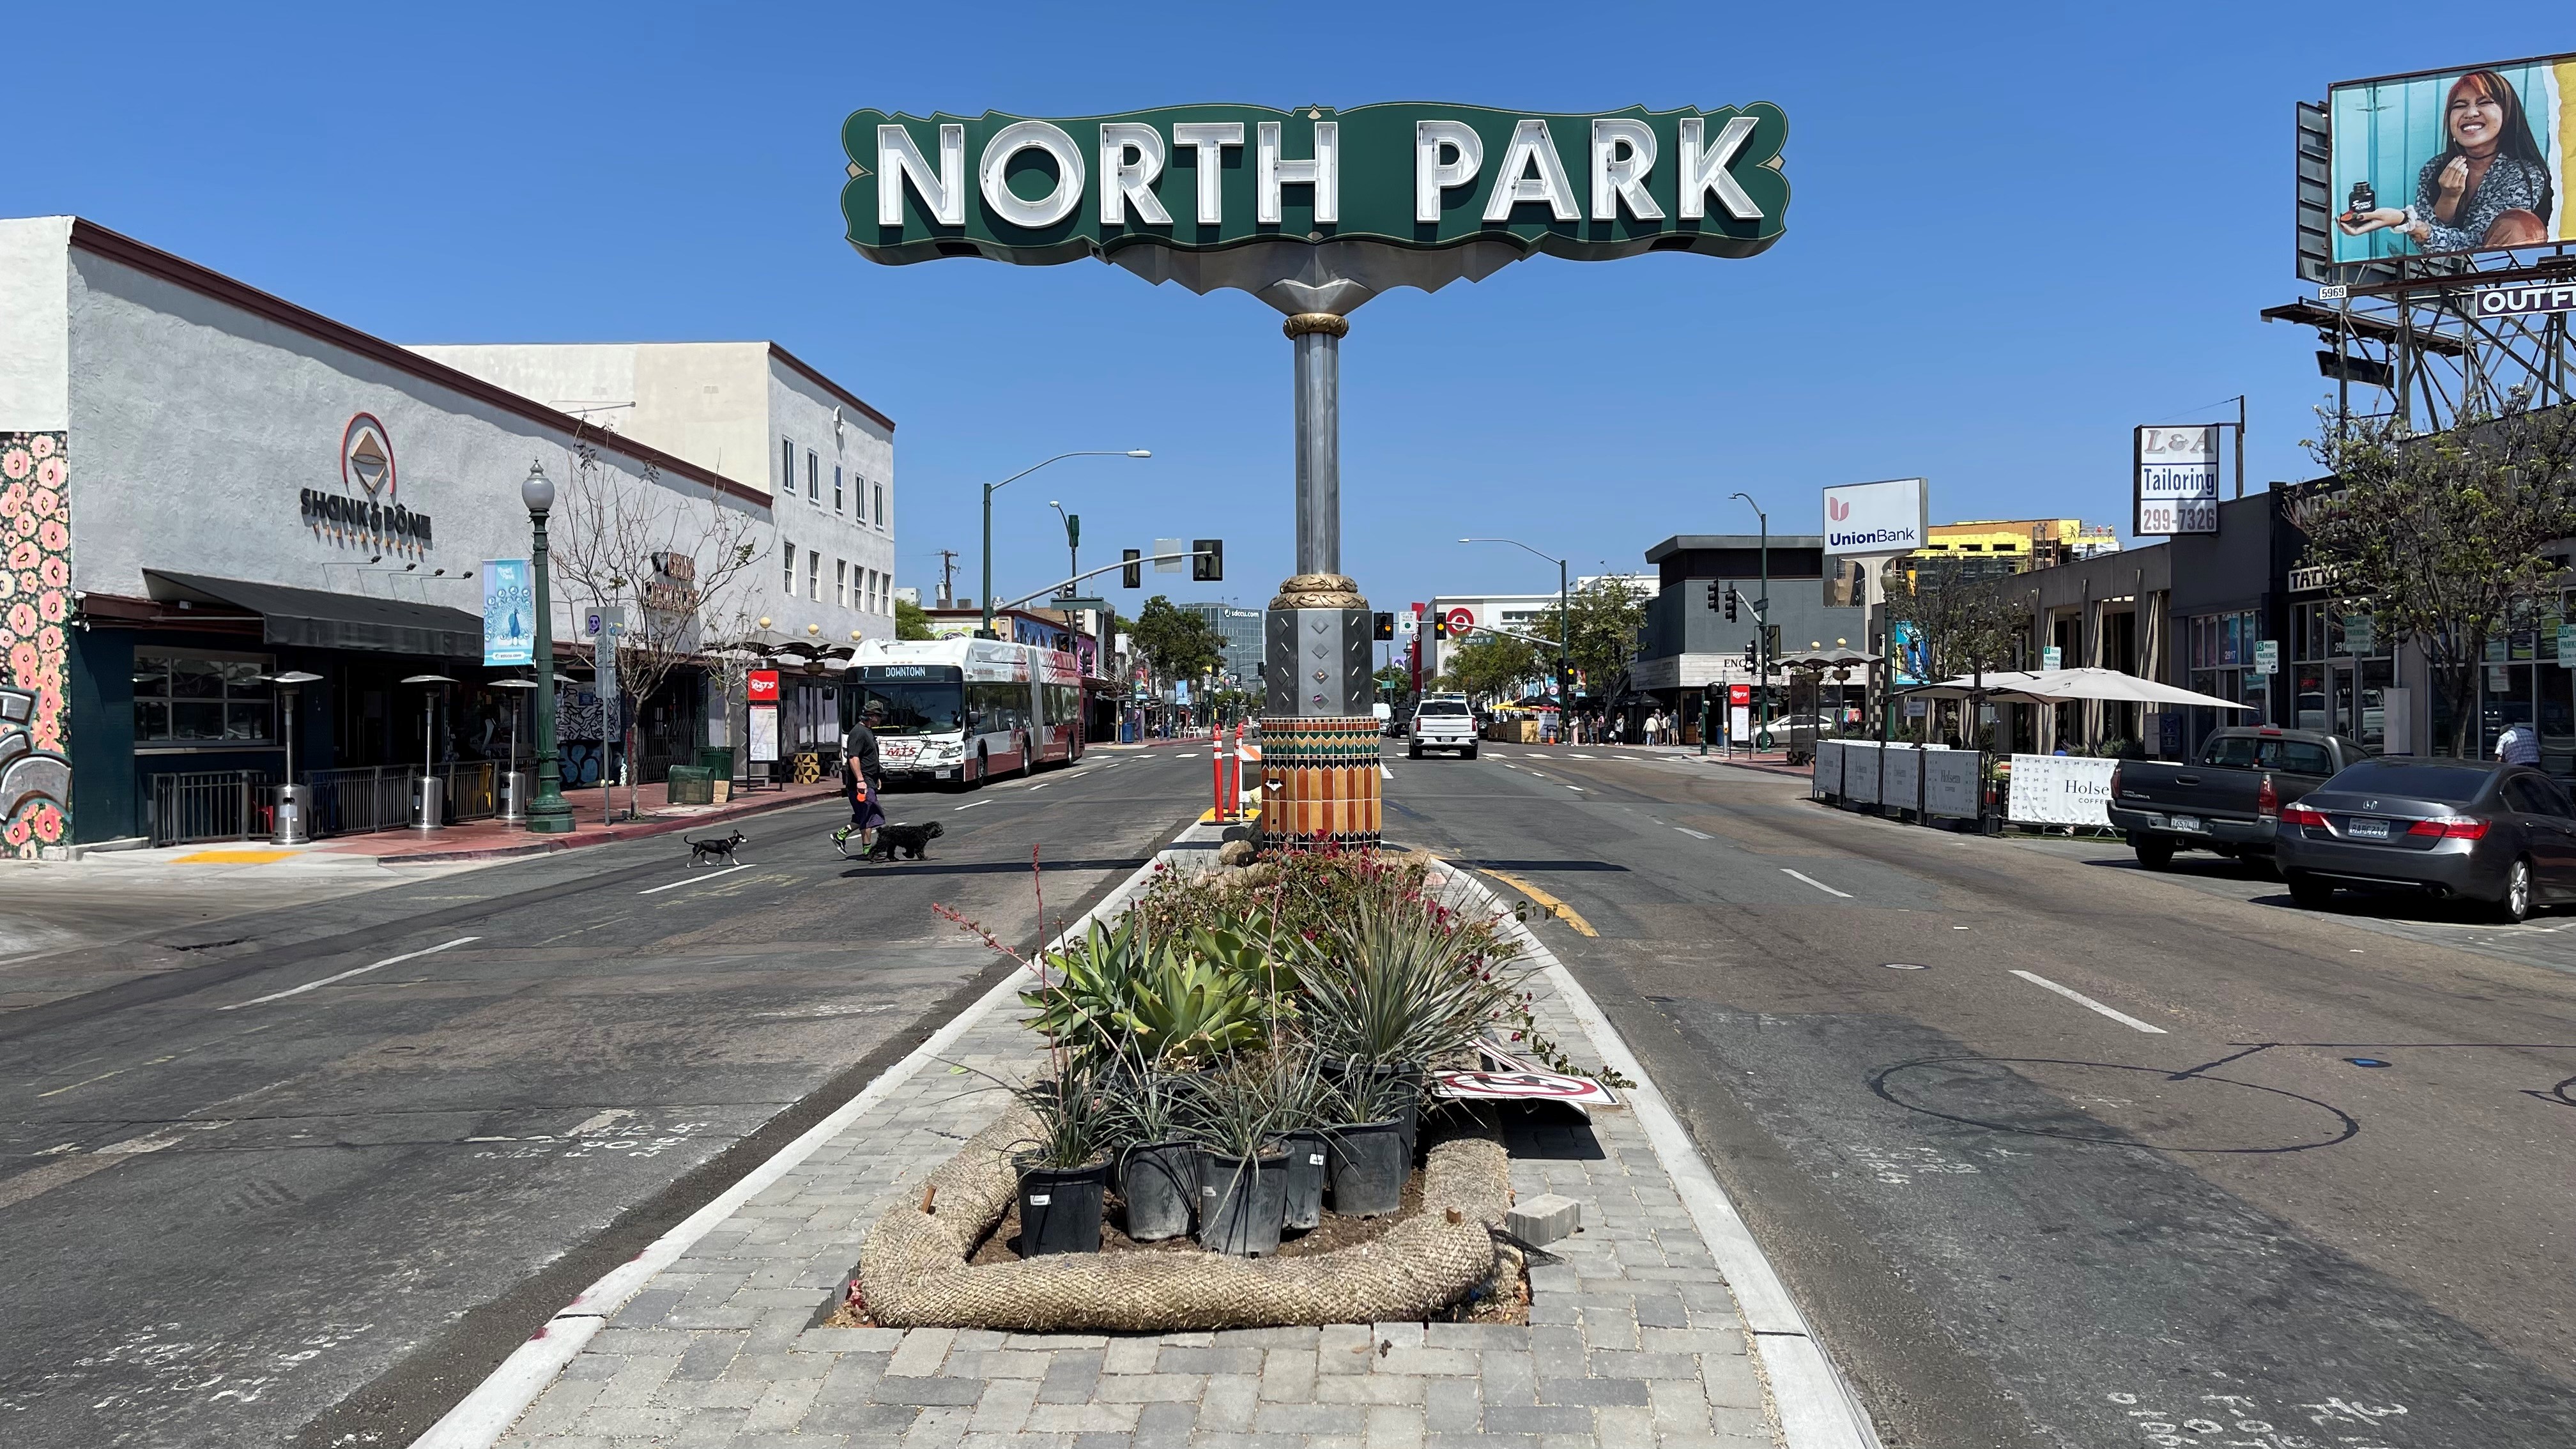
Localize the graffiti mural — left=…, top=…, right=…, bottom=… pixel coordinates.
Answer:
left=0, top=431, right=71, bottom=857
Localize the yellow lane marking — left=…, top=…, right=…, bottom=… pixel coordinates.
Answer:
left=1477, top=867, right=1599, bottom=938
left=1195, top=807, right=1263, bottom=825
left=170, top=848, right=300, bottom=864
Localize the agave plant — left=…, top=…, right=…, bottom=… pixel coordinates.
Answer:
left=1021, top=916, right=1269, bottom=1068
left=1022, top=916, right=1154, bottom=1052
left=1126, top=950, right=1266, bottom=1067
left=1293, top=894, right=1524, bottom=1070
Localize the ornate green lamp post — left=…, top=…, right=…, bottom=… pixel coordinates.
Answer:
left=521, top=461, right=574, bottom=834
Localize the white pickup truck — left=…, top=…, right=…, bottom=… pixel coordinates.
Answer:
left=1407, top=696, right=1478, bottom=759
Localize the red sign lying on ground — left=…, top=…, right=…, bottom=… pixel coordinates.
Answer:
left=747, top=670, right=779, bottom=703
left=1431, top=1039, right=1618, bottom=1106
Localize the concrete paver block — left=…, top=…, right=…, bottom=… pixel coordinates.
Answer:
left=1506, top=1193, right=1583, bottom=1246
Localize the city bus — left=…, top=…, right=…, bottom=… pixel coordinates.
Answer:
left=847, top=636, right=1085, bottom=787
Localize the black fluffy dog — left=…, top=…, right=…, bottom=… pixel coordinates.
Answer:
left=865, top=821, right=942, bottom=861
left=684, top=831, right=745, bottom=867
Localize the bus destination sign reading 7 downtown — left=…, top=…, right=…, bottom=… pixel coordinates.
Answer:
left=841, top=103, right=1790, bottom=268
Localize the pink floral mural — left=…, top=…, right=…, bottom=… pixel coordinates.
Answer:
left=0, top=431, right=72, bottom=858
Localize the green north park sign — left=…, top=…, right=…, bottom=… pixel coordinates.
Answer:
left=841, top=102, right=1789, bottom=266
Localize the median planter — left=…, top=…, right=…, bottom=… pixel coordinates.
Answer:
left=1117, top=1140, right=1197, bottom=1243
left=1196, top=1147, right=1290, bottom=1257
left=1280, top=1129, right=1329, bottom=1232
left=1016, top=1161, right=1109, bottom=1255
left=1326, top=1119, right=1408, bottom=1217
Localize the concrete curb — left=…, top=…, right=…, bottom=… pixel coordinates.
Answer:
left=408, top=825, right=1189, bottom=1448
left=1447, top=864, right=1884, bottom=1449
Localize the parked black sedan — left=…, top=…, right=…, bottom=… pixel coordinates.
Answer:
left=2274, top=758, right=2576, bottom=923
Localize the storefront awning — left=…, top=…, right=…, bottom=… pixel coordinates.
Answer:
left=144, top=571, right=481, bottom=658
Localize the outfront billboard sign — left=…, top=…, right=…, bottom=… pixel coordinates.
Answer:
left=841, top=103, right=1789, bottom=266
left=1821, top=478, right=1926, bottom=556
left=2136, top=426, right=2220, bottom=536
left=2327, top=54, right=2575, bottom=263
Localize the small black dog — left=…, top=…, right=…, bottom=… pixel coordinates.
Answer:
left=684, top=831, right=746, bottom=867
left=866, top=821, right=943, bottom=861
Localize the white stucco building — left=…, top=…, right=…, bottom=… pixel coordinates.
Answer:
left=0, top=215, right=896, bottom=852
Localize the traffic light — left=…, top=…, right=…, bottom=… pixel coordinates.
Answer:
left=1433, top=615, right=1450, bottom=640
left=1705, top=581, right=1722, bottom=612
left=1724, top=586, right=1740, bottom=622
left=1374, top=611, right=1395, bottom=641
left=1742, top=641, right=1757, bottom=671
left=1121, top=548, right=1142, bottom=589
left=1192, top=539, right=1223, bottom=582
left=1764, top=623, right=1781, bottom=661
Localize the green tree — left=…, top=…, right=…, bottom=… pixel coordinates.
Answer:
left=1438, top=631, right=1540, bottom=704
left=893, top=595, right=937, bottom=641
left=1885, top=558, right=2026, bottom=683
left=2299, top=406, right=2576, bottom=756
left=1530, top=578, right=1650, bottom=698
left=1129, top=595, right=1225, bottom=687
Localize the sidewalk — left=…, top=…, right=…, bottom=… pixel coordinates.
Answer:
left=438, top=827, right=1864, bottom=1449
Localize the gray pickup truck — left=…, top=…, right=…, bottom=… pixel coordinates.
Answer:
left=2106, top=727, right=2373, bottom=870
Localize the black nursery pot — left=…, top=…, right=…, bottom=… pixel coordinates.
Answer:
left=1281, top=1129, right=1329, bottom=1232
left=1017, top=1161, right=1109, bottom=1255
left=1118, top=1140, right=1197, bottom=1243
left=1326, top=1119, right=1407, bottom=1217
left=1195, top=1147, right=1291, bottom=1257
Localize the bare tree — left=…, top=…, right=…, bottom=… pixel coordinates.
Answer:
left=549, top=437, right=767, bottom=818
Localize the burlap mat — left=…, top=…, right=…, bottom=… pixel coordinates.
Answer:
left=858, top=1107, right=1511, bottom=1331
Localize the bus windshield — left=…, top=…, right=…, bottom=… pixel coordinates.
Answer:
left=857, top=679, right=965, bottom=735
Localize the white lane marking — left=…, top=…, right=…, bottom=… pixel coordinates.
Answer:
left=1780, top=868, right=1851, bottom=899
left=1675, top=827, right=1714, bottom=840
left=1177, top=752, right=1200, bottom=759
left=1380, top=766, right=1393, bottom=780
left=1566, top=785, right=1585, bottom=792
left=1617, top=755, right=1644, bottom=762
left=410, top=827, right=1193, bottom=1449
left=1570, top=753, right=1597, bottom=758
left=953, top=800, right=990, bottom=812
left=220, top=937, right=480, bottom=1009
left=1027, top=781, right=1050, bottom=791
left=638, top=864, right=751, bottom=895
left=2009, top=969, right=2168, bottom=1034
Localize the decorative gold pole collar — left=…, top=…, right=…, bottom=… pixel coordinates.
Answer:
left=1282, top=313, right=1350, bottom=339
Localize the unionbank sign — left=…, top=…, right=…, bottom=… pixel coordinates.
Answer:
left=1821, top=479, right=1927, bottom=556
left=841, top=103, right=1789, bottom=264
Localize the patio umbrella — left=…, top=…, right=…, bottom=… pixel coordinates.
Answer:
left=1903, top=667, right=2253, bottom=711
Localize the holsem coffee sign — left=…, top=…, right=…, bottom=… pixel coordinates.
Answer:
left=841, top=103, right=1789, bottom=266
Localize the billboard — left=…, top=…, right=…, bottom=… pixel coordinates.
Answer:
left=2136, top=426, right=2220, bottom=536
left=1821, top=478, right=1926, bottom=556
left=2328, top=54, right=2576, bottom=263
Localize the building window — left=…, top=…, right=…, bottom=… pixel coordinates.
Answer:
left=808, top=551, right=820, bottom=601
left=134, top=652, right=273, bottom=744
left=874, top=483, right=886, bottom=528
left=783, top=542, right=795, bottom=593
left=834, top=465, right=845, bottom=513
left=836, top=560, right=848, bottom=608
left=781, top=438, right=794, bottom=496
left=807, top=450, right=820, bottom=503
left=874, top=569, right=885, bottom=613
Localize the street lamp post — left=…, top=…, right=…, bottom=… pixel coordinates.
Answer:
left=521, top=462, right=574, bottom=834
left=1460, top=537, right=1569, bottom=742
left=1049, top=501, right=1078, bottom=597
left=1731, top=493, right=1769, bottom=748
left=983, top=450, right=1149, bottom=636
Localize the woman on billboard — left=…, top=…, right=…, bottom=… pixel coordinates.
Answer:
left=2338, top=70, right=2553, bottom=253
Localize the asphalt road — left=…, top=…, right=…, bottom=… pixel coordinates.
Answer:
left=0, top=746, right=1204, bottom=1449
left=1382, top=746, right=2576, bottom=1449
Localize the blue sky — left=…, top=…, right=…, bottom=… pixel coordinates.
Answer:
left=6, top=4, right=2570, bottom=616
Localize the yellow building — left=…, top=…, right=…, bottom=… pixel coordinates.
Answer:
left=1899, top=519, right=2119, bottom=580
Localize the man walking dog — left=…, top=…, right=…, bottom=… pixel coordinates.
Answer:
left=834, top=702, right=888, bottom=852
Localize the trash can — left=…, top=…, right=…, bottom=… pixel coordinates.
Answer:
left=666, top=765, right=716, bottom=806
left=499, top=770, right=530, bottom=823
left=694, top=746, right=735, bottom=781
left=410, top=773, right=445, bottom=831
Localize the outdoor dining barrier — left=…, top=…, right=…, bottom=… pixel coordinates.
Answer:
left=1812, top=739, right=1981, bottom=827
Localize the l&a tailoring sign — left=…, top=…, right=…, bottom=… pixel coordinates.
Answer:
left=842, top=103, right=1789, bottom=266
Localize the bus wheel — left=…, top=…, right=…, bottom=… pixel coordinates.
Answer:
left=972, top=746, right=988, bottom=787
left=1019, top=733, right=1036, bottom=779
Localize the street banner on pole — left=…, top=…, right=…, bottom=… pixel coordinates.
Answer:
left=482, top=559, right=533, bottom=666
